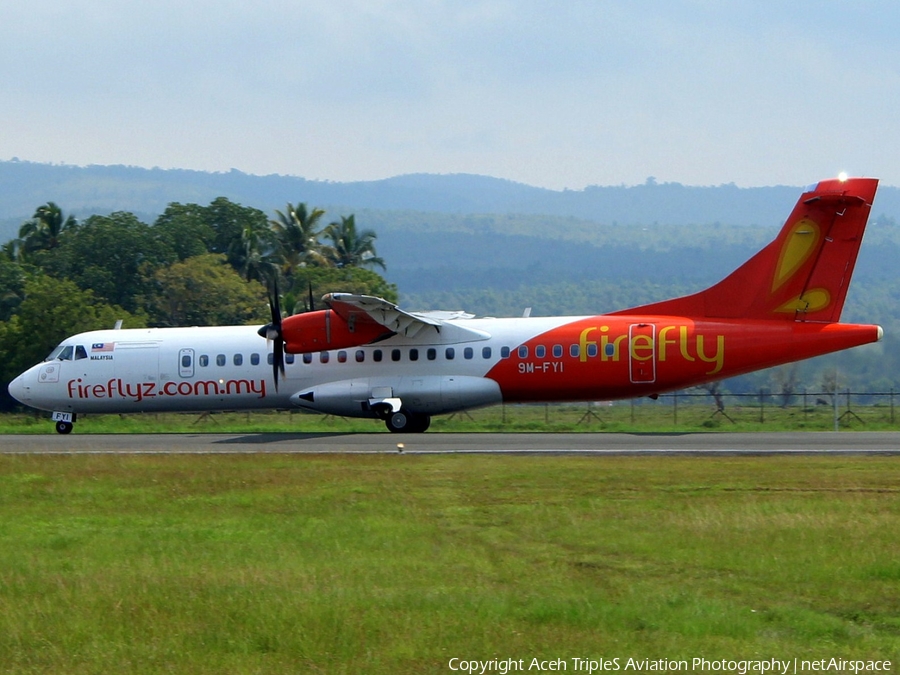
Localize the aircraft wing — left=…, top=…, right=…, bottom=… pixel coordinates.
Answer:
left=323, top=293, right=485, bottom=340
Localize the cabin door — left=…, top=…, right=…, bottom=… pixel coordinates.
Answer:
left=628, top=323, right=657, bottom=384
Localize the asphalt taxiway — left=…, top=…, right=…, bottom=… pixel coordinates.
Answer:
left=1, top=432, right=899, bottom=454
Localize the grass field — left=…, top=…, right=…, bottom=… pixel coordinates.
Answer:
left=0, top=452, right=897, bottom=674
left=2, top=395, right=900, bottom=435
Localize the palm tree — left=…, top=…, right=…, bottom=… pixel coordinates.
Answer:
left=322, top=215, right=386, bottom=270
left=1, top=239, right=21, bottom=262
left=269, top=203, right=328, bottom=278
left=233, top=221, right=279, bottom=286
left=18, top=202, right=77, bottom=254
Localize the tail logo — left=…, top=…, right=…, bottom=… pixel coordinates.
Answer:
left=775, top=288, right=831, bottom=314
left=772, top=218, right=820, bottom=292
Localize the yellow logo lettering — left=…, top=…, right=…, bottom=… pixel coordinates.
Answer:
left=630, top=334, right=654, bottom=361
left=679, top=326, right=695, bottom=362
left=657, top=325, right=677, bottom=362
left=696, top=334, right=725, bottom=374
left=579, top=327, right=597, bottom=363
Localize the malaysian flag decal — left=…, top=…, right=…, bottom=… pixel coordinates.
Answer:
left=91, top=343, right=115, bottom=352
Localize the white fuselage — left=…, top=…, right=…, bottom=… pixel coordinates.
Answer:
left=8, top=318, right=576, bottom=418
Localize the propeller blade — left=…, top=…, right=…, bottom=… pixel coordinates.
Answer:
left=258, top=278, right=286, bottom=392
left=273, top=334, right=285, bottom=390
left=272, top=277, right=282, bottom=326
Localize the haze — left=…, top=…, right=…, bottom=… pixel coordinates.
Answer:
left=2, top=1, right=898, bottom=190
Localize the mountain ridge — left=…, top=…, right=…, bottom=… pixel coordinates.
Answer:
left=4, top=161, right=898, bottom=239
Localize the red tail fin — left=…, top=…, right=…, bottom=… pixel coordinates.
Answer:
left=612, top=177, right=878, bottom=322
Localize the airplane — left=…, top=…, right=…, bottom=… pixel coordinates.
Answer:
left=7, top=176, right=884, bottom=434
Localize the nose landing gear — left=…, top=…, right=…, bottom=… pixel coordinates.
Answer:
left=52, top=412, right=76, bottom=434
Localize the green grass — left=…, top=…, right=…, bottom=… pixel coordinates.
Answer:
left=0, top=453, right=897, bottom=673
left=2, top=397, right=900, bottom=434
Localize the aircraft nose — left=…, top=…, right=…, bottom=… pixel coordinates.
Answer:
left=7, top=374, right=29, bottom=404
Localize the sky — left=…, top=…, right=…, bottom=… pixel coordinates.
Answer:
left=2, top=1, right=900, bottom=190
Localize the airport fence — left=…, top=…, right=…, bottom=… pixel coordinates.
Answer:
left=444, top=389, right=900, bottom=431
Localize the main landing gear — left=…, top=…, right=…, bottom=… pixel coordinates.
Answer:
left=55, top=421, right=74, bottom=435
left=384, top=409, right=431, bottom=433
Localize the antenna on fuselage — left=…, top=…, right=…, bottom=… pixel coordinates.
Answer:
left=522, top=307, right=532, bottom=318
left=113, top=320, right=123, bottom=330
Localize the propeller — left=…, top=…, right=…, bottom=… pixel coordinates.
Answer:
left=258, top=278, right=285, bottom=391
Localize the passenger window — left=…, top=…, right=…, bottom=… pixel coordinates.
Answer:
left=267, top=353, right=274, bottom=366
left=587, top=344, right=598, bottom=358
left=355, top=350, right=365, bottom=363
left=286, top=354, right=295, bottom=364
left=552, top=345, right=563, bottom=358
left=569, top=344, right=580, bottom=358
left=536, top=345, right=546, bottom=358
left=518, top=345, right=528, bottom=358
left=373, top=349, right=383, bottom=362
left=303, top=353, right=312, bottom=364
left=216, top=354, right=226, bottom=366
left=482, top=346, right=492, bottom=359
left=409, top=348, right=419, bottom=361
left=200, top=355, right=209, bottom=367
left=234, top=354, right=243, bottom=366
left=501, top=346, right=510, bottom=359
left=445, top=347, right=455, bottom=360
left=182, top=354, right=192, bottom=369
left=464, top=347, right=473, bottom=359
left=427, top=348, right=437, bottom=361
left=391, top=349, right=401, bottom=362
left=75, top=346, right=88, bottom=360
left=319, top=352, right=329, bottom=364
left=250, top=353, right=260, bottom=366
left=337, top=351, right=347, bottom=363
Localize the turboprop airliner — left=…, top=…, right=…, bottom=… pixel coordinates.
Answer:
left=8, top=176, right=884, bottom=434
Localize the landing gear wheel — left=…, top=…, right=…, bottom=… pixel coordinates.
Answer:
left=55, top=421, right=73, bottom=435
left=385, top=410, right=431, bottom=433
left=386, top=410, right=410, bottom=433
left=410, top=415, right=431, bottom=433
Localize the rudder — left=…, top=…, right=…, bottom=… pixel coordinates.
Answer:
left=611, top=177, right=878, bottom=322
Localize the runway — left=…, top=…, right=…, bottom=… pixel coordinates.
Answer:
left=1, top=432, right=899, bottom=454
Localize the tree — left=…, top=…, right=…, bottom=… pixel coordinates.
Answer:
left=203, top=197, right=270, bottom=272
left=1, top=240, right=18, bottom=261
left=0, top=257, right=26, bottom=322
left=290, top=266, right=398, bottom=314
left=772, top=365, right=800, bottom=408
left=323, top=215, right=385, bottom=270
left=0, top=274, right=144, bottom=409
left=56, top=212, right=173, bottom=314
left=269, top=202, right=328, bottom=280
left=17, top=202, right=77, bottom=256
left=150, top=254, right=268, bottom=327
left=235, top=221, right=279, bottom=286
left=153, top=203, right=216, bottom=261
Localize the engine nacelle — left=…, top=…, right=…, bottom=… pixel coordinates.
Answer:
left=281, top=310, right=392, bottom=353
left=290, top=376, right=503, bottom=418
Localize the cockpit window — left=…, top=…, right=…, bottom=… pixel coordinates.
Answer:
left=58, top=346, right=74, bottom=361
left=74, top=346, right=88, bottom=360
left=45, top=346, right=66, bottom=361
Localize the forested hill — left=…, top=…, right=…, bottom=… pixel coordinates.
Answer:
left=2, top=160, right=899, bottom=393
left=3, top=160, right=900, bottom=242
